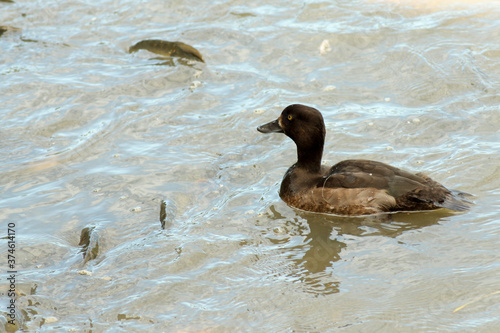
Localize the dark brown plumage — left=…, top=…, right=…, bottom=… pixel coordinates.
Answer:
left=257, top=104, right=472, bottom=216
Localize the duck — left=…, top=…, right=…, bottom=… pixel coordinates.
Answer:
left=257, top=104, right=472, bottom=216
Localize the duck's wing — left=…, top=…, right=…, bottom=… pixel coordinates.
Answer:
left=321, top=159, right=425, bottom=197
left=321, top=159, right=472, bottom=212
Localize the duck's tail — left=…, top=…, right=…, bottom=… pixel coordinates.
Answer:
left=441, top=189, right=474, bottom=212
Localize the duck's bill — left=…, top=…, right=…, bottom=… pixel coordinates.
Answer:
left=257, top=118, right=283, bottom=133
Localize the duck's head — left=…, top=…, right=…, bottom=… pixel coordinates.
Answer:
left=257, top=104, right=326, bottom=151
left=257, top=104, right=326, bottom=172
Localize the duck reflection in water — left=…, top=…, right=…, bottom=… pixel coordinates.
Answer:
left=263, top=205, right=459, bottom=295
left=257, top=104, right=472, bottom=295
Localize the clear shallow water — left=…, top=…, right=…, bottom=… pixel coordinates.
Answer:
left=1, top=0, right=499, bottom=331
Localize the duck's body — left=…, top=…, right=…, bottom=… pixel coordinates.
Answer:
left=257, top=104, right=471, bottom=216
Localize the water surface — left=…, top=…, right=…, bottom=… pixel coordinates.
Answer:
left=1, top=0, right=499, bottom=331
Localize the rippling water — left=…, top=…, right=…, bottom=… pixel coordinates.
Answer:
left=1, top=0, right=500, bottom=331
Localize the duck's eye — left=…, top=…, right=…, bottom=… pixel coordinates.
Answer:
left=287, top=115, right=293, bottom=121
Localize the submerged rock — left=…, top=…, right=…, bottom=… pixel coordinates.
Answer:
left=160, top=199, right=176, bottom=229
left=0, top=26, right=20, bottom=37
left=79, top=226, right=99, bottom=263
left=129, top=39, right=204, bottom=63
